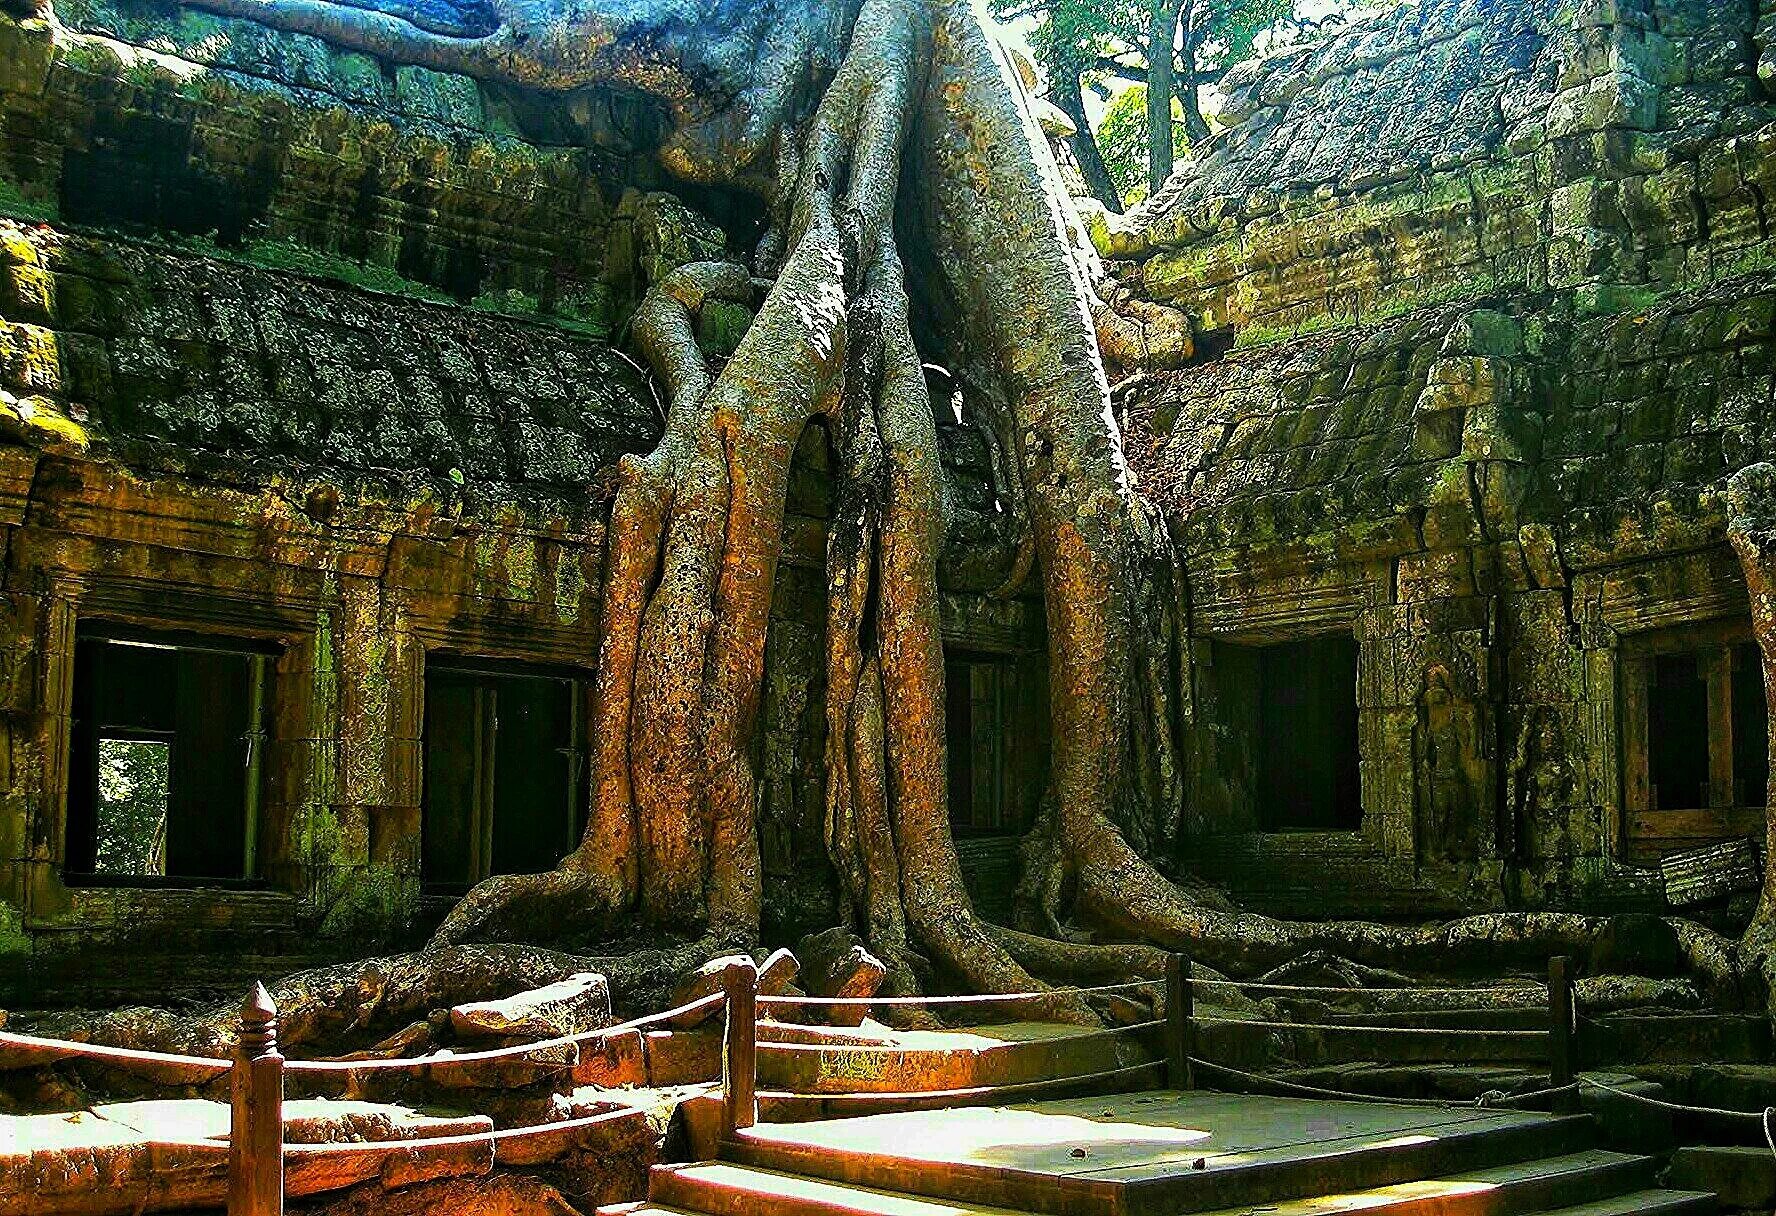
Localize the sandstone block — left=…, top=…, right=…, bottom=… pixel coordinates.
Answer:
left=448, top=971, right=610, bottom=1040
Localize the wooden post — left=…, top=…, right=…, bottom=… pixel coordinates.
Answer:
left=1165, top=953, right=1193, bottom=1091
left=1548, top=955, right=1577, bottom=1113
left=720, top=957, right=758, bottom=1138
left=229, top=982, right=284, bottom=1216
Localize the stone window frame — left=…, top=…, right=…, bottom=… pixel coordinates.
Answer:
left=1581, top=545, right=1758, bottom=867
left=1186, top=570, right=1399, bottom=857
left=401, top=615, right=599, bottom=910
left=1617, top=618, right=1764, bottom=863
left=39, top=579, right=321, bottom=900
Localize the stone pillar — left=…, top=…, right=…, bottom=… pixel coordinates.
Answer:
left=0, top=590, right=42, bottom=935
left=318, top=580, right=422, bottom=937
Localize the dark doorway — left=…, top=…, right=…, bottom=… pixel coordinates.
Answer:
left=945, top=650, right=1049, bottom=838
left=1255, top=634, right=1362, bottom=832
left=66, top=626, right=274, bottom=883
left=1649, top=650, right=1712, bottom=811
left=422, top=657, right=585, bottom=891
left=1732, top=641, right=1769, bottom=810
left=944, top=648, right=1049, bottom=924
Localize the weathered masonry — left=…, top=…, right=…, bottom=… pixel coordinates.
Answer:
left=4, top=0, right=1776, bottom=996
left=1101, top=0, right=1776, bottom=921
left=0, top=5, right=1047, bottom=1000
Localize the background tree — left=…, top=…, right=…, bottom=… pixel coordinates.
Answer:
left=1003, top=0, right=1346, bottom=205
left=1095, top=84, right=1184, bottom=202
left=994, top=0, right=1128, bottom=211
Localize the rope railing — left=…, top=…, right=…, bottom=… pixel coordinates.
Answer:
left=1190, top=1016, right=1547, bottom=1037
left=283, top=991, right=726, bottom=1074
left=1165, top=953, right=1580, bottom=1113
left=6, top=950, right=1592, bottom=1215
left=1186, top=1055, right=1581, bottom=1110
left=0, top=991, right=727, bottom=1078
left=1190, top=978, right=1543, bottom=997
left=0, top=1030, right=235, bottom=1075
left=756, top=978, right=1160, bottom=1007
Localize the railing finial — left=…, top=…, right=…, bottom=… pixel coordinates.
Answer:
left=243, top=982, right=276, bottom=1032
left=230, top=981, right=285, bottom=1216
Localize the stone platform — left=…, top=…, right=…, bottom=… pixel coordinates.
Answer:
left=628, top=1091, right=1716, bottom=1216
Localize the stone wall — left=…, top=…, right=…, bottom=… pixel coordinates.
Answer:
left=0, top=3, right=1042, bottom=1001
left=1109, top=0, right=1776, bottom=919
left=0, top=213, right=661, bottom=1001
left=0, top=0, right=694, bottom=323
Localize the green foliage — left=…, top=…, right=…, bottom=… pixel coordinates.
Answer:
left=93, top=738, right=171, bottom=876
left=998, top=0, right=1351, bottom=204
left=0, top=173, right=58, bottom=224
left=1096, top=84, right=1185, bottom=203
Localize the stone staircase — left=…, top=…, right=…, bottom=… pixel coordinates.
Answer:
left=756, top=1021, right=1161, bottom=1118
left=600, top=1094, right=1716, bottom=1216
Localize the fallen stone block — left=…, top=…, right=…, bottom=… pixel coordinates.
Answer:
left=449, top=972, right=611, bottom=1040
left=1667, top=1144, right=1776, bottom=1208
left=797, top=928, right=886, bottom=1026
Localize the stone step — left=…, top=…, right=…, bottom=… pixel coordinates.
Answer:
left=653, top=1153, right=1657, bottom=1216
left=1529, top=1191, right=1714, bottom=1216
left=1195, top=1018, right=1550, bottom=1067
left=758, top=1060, right=1165, bottom=1122
left=650, top=1162, right=1034, bottom=1216
left=1665, top=1145, right=1776, bottom=1208
left=757, top=1022, right=1159, bottom=1095
left=1185, top=1151, right=1655, bottom=1216
left=1581, top=1015, right=1769, bottom=1066
left=724, top=1111, right=1601, bottom=1216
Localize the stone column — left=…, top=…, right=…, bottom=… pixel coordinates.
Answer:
left=318, top=579, right=422, bottom=938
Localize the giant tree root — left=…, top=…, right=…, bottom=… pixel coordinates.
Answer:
left=19, top=940, right=732, bottom=1062
left=152, top=0, right=1773, bottom=1030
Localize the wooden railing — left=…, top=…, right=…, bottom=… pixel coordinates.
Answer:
left=3, top=953, right=1586, bottom=1214
left=0, top=985, right=733, bottom=1216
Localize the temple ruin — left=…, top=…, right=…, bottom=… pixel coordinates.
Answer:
left=2, top=0, right=1772, bottom=988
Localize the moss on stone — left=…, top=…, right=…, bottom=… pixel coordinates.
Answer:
left=0, top=901, right=29, bottom=956
left=317, top=863, right=413, bottom=942
left=0, top=173, right=58, bottom=224
left=1233, top=273, right=1502, bottom=349
left=241, top=240, right=455, bottom=304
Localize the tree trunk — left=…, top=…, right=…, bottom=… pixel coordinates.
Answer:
left=1145, top=0, right=1187, bottom=194
left=1050, top=64, right=1125, bottom=213
left=1177, top=5, right=1211, bottom=145
left=1729, top=463, right=1776, bottom=1016
left=162, top=0, right=1761, bottom=1021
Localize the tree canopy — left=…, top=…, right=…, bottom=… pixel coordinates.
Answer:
left=994, top=0, right=1346, bottom=208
